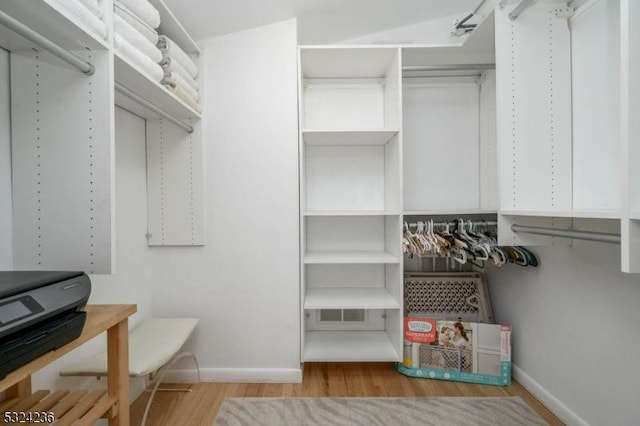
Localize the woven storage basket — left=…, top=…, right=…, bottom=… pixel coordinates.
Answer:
left=403, top=272, right=494, bottom=323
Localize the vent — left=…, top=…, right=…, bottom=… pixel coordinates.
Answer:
left=319, top=309, right=365, bottom=322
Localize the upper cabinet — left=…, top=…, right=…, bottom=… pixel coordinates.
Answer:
left=0, top=0, right=204, bottom=272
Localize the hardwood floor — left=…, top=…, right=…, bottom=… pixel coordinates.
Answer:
left=130, top=362, right=564, bottom=426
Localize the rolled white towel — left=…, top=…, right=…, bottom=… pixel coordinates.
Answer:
left=160, top=56, right=198, bottom=92
left=115, top=1, right=158, bottom=45
left=114, top=14, right=162, bottom=63
left=114, top=33, right=164, bottom=83
left=162, top=71, right=198, bottom=101
left=118, top=0, right=160, bottom=29
left=157, top=35, right=198, bottom=78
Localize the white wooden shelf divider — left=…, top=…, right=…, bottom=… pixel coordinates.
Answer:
left=303, top=210, right=400, bottom=216
left=304, top=288, right=400, bottom=310
left=304, top=251, right=400, bottom=264
left=302, top=129, right=399, bottom=146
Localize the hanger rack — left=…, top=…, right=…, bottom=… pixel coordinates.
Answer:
left=0, top=9, right=94, bottom=75
left=511, top=224, right=621, bottom=244
left=115, top=82, right=194, bottom=133
left=509, top=0, right=537, bottom=21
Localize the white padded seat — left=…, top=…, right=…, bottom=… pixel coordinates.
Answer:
left=60, top=318, right=199, bottom=426
left=60, top=318, right=199, bottom=377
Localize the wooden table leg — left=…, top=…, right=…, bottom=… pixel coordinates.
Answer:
left=107, top=318, right=129, bottom=426
left=5, top=377, right=31, bottom=399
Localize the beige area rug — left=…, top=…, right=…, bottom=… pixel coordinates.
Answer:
left=213, top=396, right=549, bottom=426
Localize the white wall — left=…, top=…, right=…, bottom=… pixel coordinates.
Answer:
left=0, top=48, right=12, bottom=269
left=485, top=241, right=640, bottom=426
left=150, top=19, right=301, bottom=382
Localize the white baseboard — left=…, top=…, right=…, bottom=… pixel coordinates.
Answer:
left=163, top=367, right=303, bottom=383
left=512, top=364, right=589, bottom=426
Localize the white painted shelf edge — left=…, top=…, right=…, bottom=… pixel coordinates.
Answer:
left=404, top=209, right=498, bottom=216
left=630, top=212, right=640, bottom=220
left=302, top=129, right=399, bottom=145
left=303, top=210, right=401, bottom=216
left=500, top=209, right=621, bottom=219
left=304, top=288, right=401, bottom=310
left=304, top=251, right=400, bottom=264
left=303, top=331, right=400, bottom=362
left=114, top=53, right=201, bottom=120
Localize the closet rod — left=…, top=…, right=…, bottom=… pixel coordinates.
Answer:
left=115, top=82, right=194, bottom=133
left=509, top=0, right=536, bottom=20
left=408, top=221, right=497, bottom=228
left=511, top=224, right=621, bottom=244
left=402, top=64, right=495, bottom=72
left=0, top=9, right=94, bottom=75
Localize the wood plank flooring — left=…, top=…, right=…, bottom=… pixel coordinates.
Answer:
left=130, top=362, right=564, bottom=425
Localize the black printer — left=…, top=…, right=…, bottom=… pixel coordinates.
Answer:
left=0, top=271, right=91, bottom=379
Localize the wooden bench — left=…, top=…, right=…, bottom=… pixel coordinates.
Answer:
left=60, top=318, right=199, bottom=426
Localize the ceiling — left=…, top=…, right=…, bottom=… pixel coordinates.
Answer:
left=162, top=0, right=481, bottom=44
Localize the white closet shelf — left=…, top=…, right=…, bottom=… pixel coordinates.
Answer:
left=302, top=129, right=399, bottom=146
left=304, top=331, right=400, bottom=362
left=304, top=288, right=401, bottom=310
left=501, top=209, right=621, bottom=219
left=114, top=54, right=201, bottom=120
left=304, top=251, right=400, bottom=264
left=630, top=212, right=640, bottom=220
left=304, top=210, right=400, bottom=216
left=0, top=0, right=108, bottom=51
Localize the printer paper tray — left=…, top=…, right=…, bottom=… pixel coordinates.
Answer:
left=0, top=310, right=87, bottom=380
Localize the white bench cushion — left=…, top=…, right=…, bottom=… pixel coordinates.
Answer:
left=60, top=318, right=198, bottom=377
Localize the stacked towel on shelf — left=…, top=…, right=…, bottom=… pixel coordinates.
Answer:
left=114, top=14, right=162, bottom=63
left=50, top=0, right=107, bottom=39
left=115, top=1, right=158, bottom=45
left=112, top=0, right=163, bottom=82
left=157, top=36, right=198, bottom=79
left=157, top=35, right=200, bottom=111
left=118, top=0, right=161, bottom=29
left=114, top=34, right=163, bottom=82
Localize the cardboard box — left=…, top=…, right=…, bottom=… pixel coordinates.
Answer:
left=396, top=317, right=511, bottom=386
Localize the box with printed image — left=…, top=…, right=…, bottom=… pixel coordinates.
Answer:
left=396, top=317, right=511, bottom=386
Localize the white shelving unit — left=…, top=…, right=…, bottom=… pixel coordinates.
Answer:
left=0, top=0, right=204, bottom=271
left=299, top=46, right=403, bottom=362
